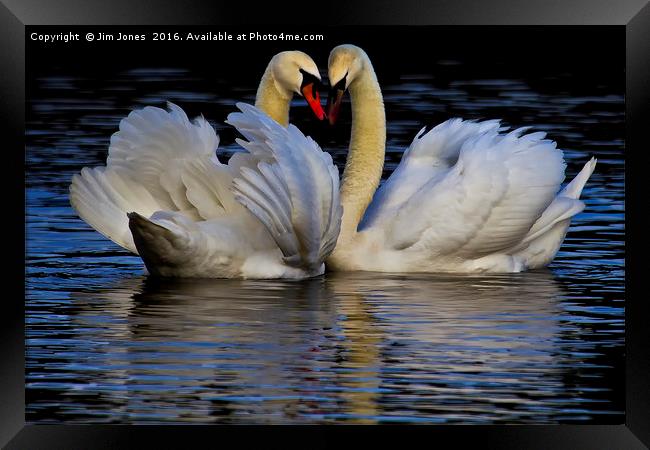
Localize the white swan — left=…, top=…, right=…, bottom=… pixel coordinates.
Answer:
left=70, top=51, right=342, bottom=279
left=324, top=44, right=597, bottom=273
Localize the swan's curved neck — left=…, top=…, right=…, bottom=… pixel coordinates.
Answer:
left=255, top=66, right=292, bottom=126
left=336, top=64, right=386, bottom=247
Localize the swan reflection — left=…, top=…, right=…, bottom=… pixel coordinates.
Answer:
left=60, top=270, right=576, bottom=423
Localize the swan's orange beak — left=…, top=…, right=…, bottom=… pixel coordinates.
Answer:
left=327, top=88, right=345, bottom=125
left=327, top=74, right=347, bottom=125
left=301, top=83, right=326, bottom=120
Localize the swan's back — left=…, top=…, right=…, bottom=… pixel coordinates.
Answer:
left=353, top=119, right=592, bottom=272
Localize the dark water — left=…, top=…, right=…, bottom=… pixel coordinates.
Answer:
left=26, top=62, right=624, bottom=424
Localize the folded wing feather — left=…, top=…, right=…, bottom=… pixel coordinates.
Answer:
left=382, top=124, right=566, bottom=258
left=226, top=103, right=343, bottom=271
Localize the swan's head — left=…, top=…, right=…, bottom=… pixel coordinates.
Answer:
left=327, top=44, right=369, bottom=125
left=270, top=51, right=325, bottom=120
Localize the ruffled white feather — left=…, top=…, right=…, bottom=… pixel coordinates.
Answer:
left=338, top=119, right=595, bottom=273
left=70, top=102, right=342, bottom=279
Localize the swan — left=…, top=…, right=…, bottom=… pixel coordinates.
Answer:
left=324, top=44, right=597, bottom=273
left=70, top=51, right=342, bottom=279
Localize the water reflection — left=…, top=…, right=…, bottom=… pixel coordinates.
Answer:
left=325, top=272, right=571, bottom=423
left=25, top=271, right=607, bottom=423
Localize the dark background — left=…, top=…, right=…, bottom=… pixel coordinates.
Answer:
left=27, top=26, right=623, bottom=83
left=27, top=26, right=624, bottom=149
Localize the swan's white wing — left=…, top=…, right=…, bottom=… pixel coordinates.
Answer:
left=360, top=119, right=503, bottom=230
left=70, top=103, right=235, bottom=254
left=179, top=157, right=244, bottom=218
left=509, top=157, right=596, bottom=267
left=381, top=126, right=566, bottom=258
left=107, top=102, right=220, bottom=215
left=226, top=103, right=343, bottom=271
left=70, top=167, right=160, bottom=253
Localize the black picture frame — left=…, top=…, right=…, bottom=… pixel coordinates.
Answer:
left=4, top=0, right=648, bottom=448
